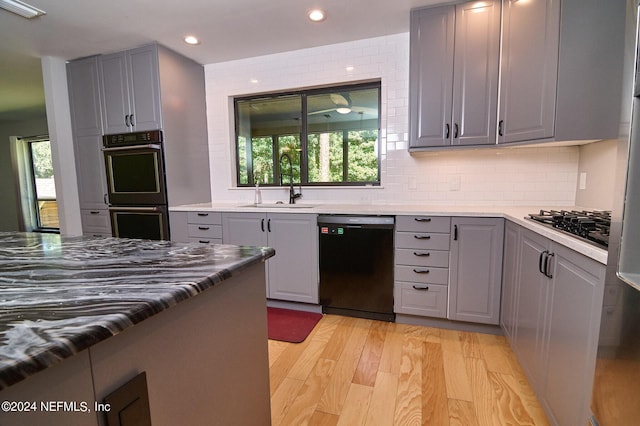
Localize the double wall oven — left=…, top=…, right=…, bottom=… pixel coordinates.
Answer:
left=103, top=130, right=169, bottom=240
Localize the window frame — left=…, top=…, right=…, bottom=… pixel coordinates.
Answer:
left=233, top=80, right=382, bottom=187
left=22, top=137, right=60, bottom=233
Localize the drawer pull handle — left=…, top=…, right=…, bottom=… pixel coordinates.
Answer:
left=198, top=226, right=210, bottom=230
left=199, top=240, right=210, bottom=244
left=197, top=213, right=209, bottom=217
left=412, top=285, right=429, bottom=291
left=413, top=251, right=430, bottom=257
left=413, top=269, right=430, bottom=274
left=414, top=217, right=432, bottom=222
left=90, top=211, right=100, bottom=215
left=414, top=235, right=431, bottom=240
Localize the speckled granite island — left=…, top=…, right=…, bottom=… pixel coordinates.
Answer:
left=0, top=232, right=274, bottom=426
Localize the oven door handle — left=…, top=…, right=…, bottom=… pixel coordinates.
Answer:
left=103, top=144, right=161, bottom=152
left=108, top=206, right=161, bottom=212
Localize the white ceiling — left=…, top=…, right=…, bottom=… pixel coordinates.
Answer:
left=0, top=0, right=442, bottom=123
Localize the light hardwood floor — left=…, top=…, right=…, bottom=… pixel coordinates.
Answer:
left=268, top=314, right=549, bottom=426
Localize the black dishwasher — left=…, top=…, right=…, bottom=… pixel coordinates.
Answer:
left=318, top=215, right=395, bottom=322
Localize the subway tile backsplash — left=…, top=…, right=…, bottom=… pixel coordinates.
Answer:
left=204, top=33, right=580, bottom=207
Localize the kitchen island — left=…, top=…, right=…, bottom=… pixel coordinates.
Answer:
left=0, top=232, right=274, bottom=426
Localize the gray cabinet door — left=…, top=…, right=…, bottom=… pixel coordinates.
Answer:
left=100, top=51, right=131, bottom=134
left=451, top=0, right=500, bottom=146
left=266, top=213, right=318, bottom=303
left=409, top=5, right=455, bottom=148
left=100, top=45, right=162, bottom=134
left=74, top=134, right=108, bottom=211
left=512, top=228, right=551, bottom=391
left=542, top=244, right=604, bottom=426
left=126, top=45, right=162, bottom=132
left=222, top=212, right=267, bottom=247
left=498, top=0, right=560, bottom=143
left=500, top=220, right=520, bottom=341
left=449, top=217, right=504, bottom=324
left=67, top=56, right=102, bottom=137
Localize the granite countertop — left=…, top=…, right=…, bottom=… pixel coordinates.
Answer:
left=170, top=202, right=608, bottom=264
left=0, top=232, right=274, bottom=390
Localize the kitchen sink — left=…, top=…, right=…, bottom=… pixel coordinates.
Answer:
left=239, top=203, right=316, bottom=208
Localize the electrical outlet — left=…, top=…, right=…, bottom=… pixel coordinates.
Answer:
left=450, top=175, right=461, bottom=191
left=579, top=172, right=587, bottom=190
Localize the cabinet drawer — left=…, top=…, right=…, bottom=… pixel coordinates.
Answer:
left=395, top=265, right=449, bottom=285
left=395, top=232, right=450, bottom=250
left=187, top=211, right=222, bottom=225
left=187, top=224, right=222, bottom=239
left=188, top=237, right=223, bottom=245
left=394, top=282, right=447, bottom=318
left=396, top=216, right=451, bottom=233
left=81, top=209, right=111, bottom=234
left=395, top=248, right=449, bottom=268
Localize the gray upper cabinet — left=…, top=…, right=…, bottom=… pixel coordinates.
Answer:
left=498, top=0, right=559, bottom=143
left=449, top=217, right=504, bottom=324
left=498, top=0, right=626, bottom=145
left=409, top=0, right=500, bottom=149
left=100, top=45, right=162, bottom=134
left=67, top=56, right=103, bottom=138
left=222, top=212, right=318, bottom=304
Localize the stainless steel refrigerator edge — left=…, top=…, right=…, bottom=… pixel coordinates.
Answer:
left=591, top=0, right=640, bottom=424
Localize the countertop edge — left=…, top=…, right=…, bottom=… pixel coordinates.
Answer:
left=170, top=203, right=608, bottom=264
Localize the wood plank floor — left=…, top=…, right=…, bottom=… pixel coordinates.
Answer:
left=268, top=314, right=549, bottom=426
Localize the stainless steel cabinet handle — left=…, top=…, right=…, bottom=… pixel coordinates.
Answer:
left=413, top=251, right=430, bottom=257
left=414, top=217, right=432, bottom=222
left=413, top=269, right=430, bottom=274
left=412, top=285, right=429, bottom=291
left=414, top=235, right=431, bottom=240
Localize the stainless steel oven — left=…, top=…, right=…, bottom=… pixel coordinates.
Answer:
left=109, top=206, right=169, bottom=240
left=103, top=130, right=167, bottom=206
left=103, top=130, right=170, bottom=240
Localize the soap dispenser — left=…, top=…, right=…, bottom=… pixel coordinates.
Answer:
left=254, top=183, right=262, bottom=205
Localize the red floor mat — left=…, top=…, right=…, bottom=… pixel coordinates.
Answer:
left=267, top=307, right=322, bottom=343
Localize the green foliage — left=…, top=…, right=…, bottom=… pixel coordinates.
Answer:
left=30, top=141, right=54, bottom=179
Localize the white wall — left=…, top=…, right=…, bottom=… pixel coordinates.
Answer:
left=575, top=139, right=617, bottom=210
left=205, top=33, right=581, bottom=207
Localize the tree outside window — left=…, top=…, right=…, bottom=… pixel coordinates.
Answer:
left=234, top=82, right=380, bottom=187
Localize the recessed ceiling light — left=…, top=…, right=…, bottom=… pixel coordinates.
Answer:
left=308, top=9, right=326, bottom=22
left=250, top=78, right=259, bottom=84
left=184, top=36, right=200, bottom=45
left=345, top=66, right=354, bottom=72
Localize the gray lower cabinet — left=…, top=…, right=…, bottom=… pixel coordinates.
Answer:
left=503, top=224, right=605, bottom=426
left=449, top=217, right=504, bottom=325
left=409, top=0, right=500, bottom=149
left=222, top=212, right=318, bottom=303
left=500, top=220, right=520, bottom=340
left=170, top=211, right=222, bottom=244
left=394, top=215, right=451, bottom=318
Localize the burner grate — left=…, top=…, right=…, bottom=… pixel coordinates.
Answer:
left=527, top=209, right=610, bottom=249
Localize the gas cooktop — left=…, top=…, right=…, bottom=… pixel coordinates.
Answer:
left=526, top=209, right=610, bottom=250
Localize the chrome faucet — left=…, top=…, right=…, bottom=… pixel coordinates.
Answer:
left=279, top=153, right=302, bottom=204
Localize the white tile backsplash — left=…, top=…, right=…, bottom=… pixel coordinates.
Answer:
left=204, top=33, right=580, bottom=207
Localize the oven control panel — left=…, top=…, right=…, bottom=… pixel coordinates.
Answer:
left=103, top=130, right=163, bottom=147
